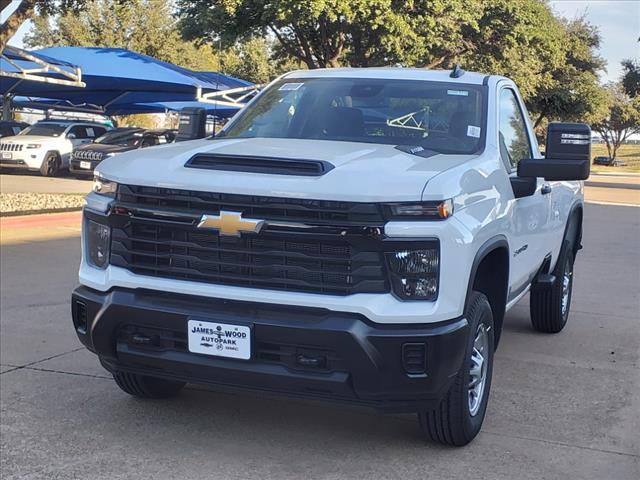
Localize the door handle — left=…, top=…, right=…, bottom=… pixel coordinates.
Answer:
left=541, top=184, right=552, bottom=195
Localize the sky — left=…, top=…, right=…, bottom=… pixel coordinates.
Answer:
left=2, top=0, right=639, bottom=84
left=549, top=0, right=639, bottom=83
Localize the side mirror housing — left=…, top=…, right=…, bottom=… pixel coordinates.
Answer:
left=518, top=122, right=591, bottom=181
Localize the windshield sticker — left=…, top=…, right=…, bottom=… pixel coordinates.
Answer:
left=387, top=108, right=430, bottom=134
left=467, top=125, right=481, bottom=138
left=279, top=82, right=304, bottom=91
left=447, top=90, right=469, bottom=96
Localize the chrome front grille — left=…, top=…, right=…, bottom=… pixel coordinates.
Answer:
left=0, top=143, right=24, bottom=152
left=73, top=150, right=103, bottom=161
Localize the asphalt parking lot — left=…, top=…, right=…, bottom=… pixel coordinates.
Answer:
left=1, top=202, right=639, bottom=480
left=0, top=172, right=92, bottom=194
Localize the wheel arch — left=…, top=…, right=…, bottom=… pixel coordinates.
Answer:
left=465, top=235, right=510, bottom=348
left=565, top=201, right=584, bottom=257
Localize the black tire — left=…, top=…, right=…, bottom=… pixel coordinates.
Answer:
left=530, top=241, right=574, bottom=333
left=418, top=291, right=495, bottom=446
left=113, top=371, right=185, bottom=399
left=40, top=151, right=61, bottom=177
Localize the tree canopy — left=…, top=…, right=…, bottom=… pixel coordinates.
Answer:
left=592, top=83, right=640, bottom=160
left=177, top=0, right=607, bottom=126
left=621, top=59, right=640, bottom=98
left=0, top=0, right=88, bottom=49
left=24, top=0, right=220, bottom=71
left=23, top=0, right=298, bottom=82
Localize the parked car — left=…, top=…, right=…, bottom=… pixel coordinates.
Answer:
left=73, top=68, right=590, bottom=446
left=0, top=120, right=29, bottom=139
left=593, top=155, right=613, bottom=165
left=0, top=120, right=110, bottom=176
left=70, top=128, right=177, bottom=176
left=593, top=155, right=626, bottom=167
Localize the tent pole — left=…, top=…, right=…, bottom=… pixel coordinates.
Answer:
left=2, top=94, right=14, bottom=120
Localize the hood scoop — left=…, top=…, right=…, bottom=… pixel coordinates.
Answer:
left=185, top=153, right=334, bottom=177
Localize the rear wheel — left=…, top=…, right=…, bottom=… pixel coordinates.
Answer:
left=530, top=241, right=574, bottom=333
left=39, top=152, right=61, bottom=177
left=418, top=291, right=494, bottom=446
left=113, top=371, right=185, bottom=399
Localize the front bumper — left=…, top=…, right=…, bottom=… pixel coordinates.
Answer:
left=70, top=158, right=100, bottom=175
left=72, top=286, right=468, bottom=412
left=0, top=158, right=30, bottom=169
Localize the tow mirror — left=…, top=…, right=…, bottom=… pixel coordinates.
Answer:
left=518, top=123, right=591, bottom=181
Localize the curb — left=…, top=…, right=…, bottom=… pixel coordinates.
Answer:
left=0, top=210, right=82, bottom=229
left=0, top=206, right=83, bottom=218
left=584, top=181, right=640, bottom=190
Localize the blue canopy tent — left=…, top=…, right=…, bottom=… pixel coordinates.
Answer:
left=1, top=46, right=254, bottom=118
left=8, top=97, right=242, bottom=118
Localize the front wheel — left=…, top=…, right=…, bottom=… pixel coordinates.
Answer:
left=530, top=242, right=574, bottom=333
left=39, top=152, right=61, bottom=177
left=418, top=291, right=495, bottom=446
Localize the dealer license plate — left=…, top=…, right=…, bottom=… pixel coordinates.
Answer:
left=1, top=152, right=12, bottom=159
left=187, top=319, right=251, bottom=360
left=80, top=161, right=91, bottom=169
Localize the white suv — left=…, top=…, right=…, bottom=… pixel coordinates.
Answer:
left=72, top=68, right=590, bottom=445
left=0, top=120, right=110, bottom=176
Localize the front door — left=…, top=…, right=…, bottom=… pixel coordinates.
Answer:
left=498, top=86, right=552, bottom=300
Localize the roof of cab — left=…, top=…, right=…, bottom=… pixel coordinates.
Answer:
left=284, top=67, right=490, bottom=85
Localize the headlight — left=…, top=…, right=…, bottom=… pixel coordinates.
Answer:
left=26, top=143, right=41, bottom=149
left=103, top=153, right=115, bottom=159
left=387, top=199, right=453, bottom=219
left=92, top=175, right=118, bottom=197
left=386, top=248, right=439, bottom=300
left=86, top=220, right=110, bottom=269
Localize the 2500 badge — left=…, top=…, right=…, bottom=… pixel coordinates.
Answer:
left=187, top=320, right=251, bottom=360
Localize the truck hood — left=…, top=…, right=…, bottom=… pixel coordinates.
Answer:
left=75, top=143, right=136, bottom=154
left=0, top=135, right=59, bottom=144
left=97, top=137, right=475, bottom=202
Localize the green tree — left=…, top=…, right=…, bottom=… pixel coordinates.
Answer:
left=524, top=17, right=608, bottom=136
left=219, top=37, right=304, bottom=84
left=177, top=0, right=605, bottom=117
left=24, top=0, right=220, bottom=71
left=0, top=0, right=87, bottom=49
left=592, top=84, right=640, bottom=160
left=621, top=59, right=640, bottom=98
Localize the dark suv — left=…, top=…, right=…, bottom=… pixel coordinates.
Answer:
left=70, top=128, right=176, bottom=176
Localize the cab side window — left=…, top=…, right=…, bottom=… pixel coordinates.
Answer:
left=93, top=127, right=107, bottom=138
left=141, top=135, right=159, bottom=147
left=68, top=126, right=88, bottom=139
left=498, top=89, right=532, bottom=171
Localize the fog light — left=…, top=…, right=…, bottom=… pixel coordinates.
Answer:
left=86, top=220, right=110, bottom=268
left=398, top=277, right=437, bottom=298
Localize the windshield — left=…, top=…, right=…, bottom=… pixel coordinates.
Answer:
left=19, top=123, right=67, bottom=137
left=222, top=78, right=486, bottom=154
left=95, top=129, right=143, bottom=146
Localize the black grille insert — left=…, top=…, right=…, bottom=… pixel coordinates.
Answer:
left=110, top=185, right=390, bottom=295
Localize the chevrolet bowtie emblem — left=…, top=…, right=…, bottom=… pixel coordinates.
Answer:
left=197, top=211, right=265, bottom=237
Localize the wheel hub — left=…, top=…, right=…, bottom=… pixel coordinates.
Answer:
left=561, top=258, right=573, bottom=317
left=468, top=323, right=488, bottom=416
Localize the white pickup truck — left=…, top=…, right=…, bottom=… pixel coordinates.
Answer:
left=0, top=120, right=109, bottom=176
left=72, top=68, right=590, bottom=446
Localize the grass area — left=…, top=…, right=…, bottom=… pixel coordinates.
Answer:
left=591, top=143, right=640, bottom=173
left=0, top=193, right=85, bottom=216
